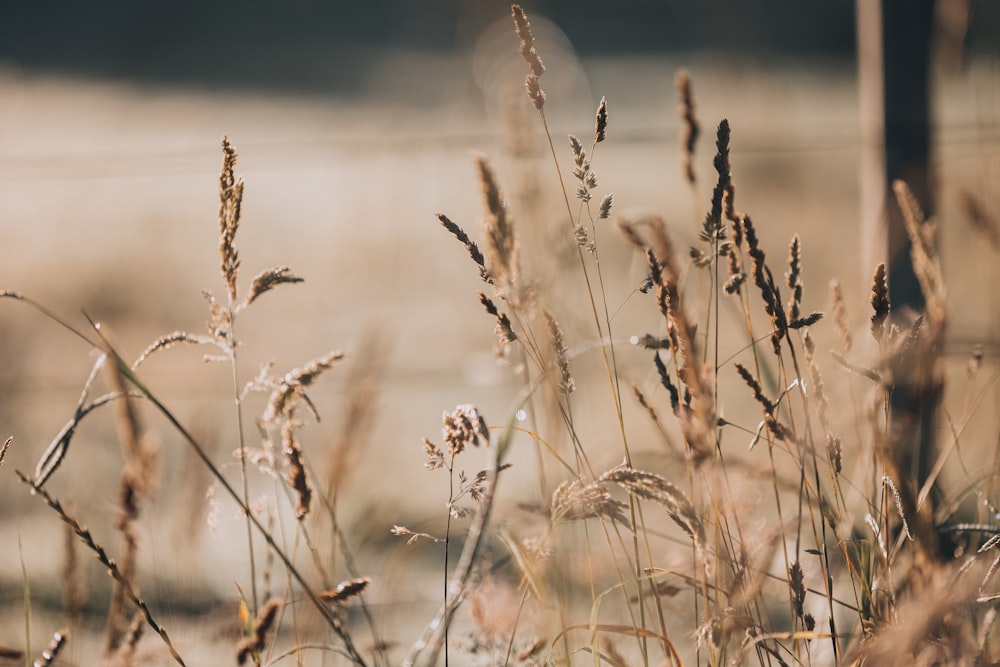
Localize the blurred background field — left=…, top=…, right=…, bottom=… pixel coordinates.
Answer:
left=1, top=1, right=1000, bottom=664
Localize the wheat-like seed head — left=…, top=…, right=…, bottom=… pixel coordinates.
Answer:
left=653, top=352, right=681, bottom=414
left=478, top=292, right=517, bottom=351
left=594, top=96, right=608, bottom=143
left=263, top=351, right=346, bottom=424
left=237, top=598, right=282, bottom=665
left=706, top=119, right=731, bottom=238
left=741, top=215, right=786, bottom=355
left=830, top=279, right=852, bottom=352
left=442, top=404, right=490, bottom=458
left=511, top=5, right=544, bottom=76
left=438, top=213, right=489, bottom=283
left=17, top=473, right=185, bottom=665
left=599, top=464, right=707, bottom=560
left=598, top=193, right=614, bottom=219
left=544, top=310, right=574, bottom=394
left=676, top=69, right=699, bottom=185
left=238, top=266, right=304, bottom=312
left=218, top=136, right=243, bottom=304
left=511, top=5, right=546, bottom=110
left=724, top=249, right=746, bottom=294
left=32, top=629, right=69, bottom=667
left=282, top=418, right=311, bottom=520
left=475, top=156, right=520, bottom=294
left=734, top=362, right=773, bottom=413
left=319, top=577, right=371, bottom=604
left=870, top=262, right=890, bottom=344
left=893, top=179, right=946, bottom=331
left=550, top=478, right=630, bottom=526
left=881, top=474, right=914, bottom=541
left=785, top=234, right=802, bottom=322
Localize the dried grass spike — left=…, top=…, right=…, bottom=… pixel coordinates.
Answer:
left=32, top=628, right=69, bottom=667
left=101, top=332, right=159, bottom=654
left=544, top=310, right=575, bottom=394
left=893, top=180, right=946, bottom=326
left=438, top=213, right=489, bottom=282
left=827, top=434, right=842, bottom=476
left=825, top=279, right=851, bottom=353
left=882, top=475, right=913, bottom=541
left=283, top=419, right=311, bottom=520
left=788, top=312, right=823, bottom=330
left=475, top=155, right=519, bottom=289
left=219, top=136, right=243, bottom=303
left=511, top=5, right=546, bottom=109
left=511, top=5, right=544, bottom=76
left=724, top=243, right=745, bottom=294
left=263, top=351, right=346, bottom=423
left=708, top=119, right=731, bottom=230
left=631, top=384, right=662, bottom=431
left=422, top=438, right=445, bottom=471
left=441, top=404, right=490, bottom=457
left=830, top=350, right=882, bottom=384
left=569, top=134, right=585, bottom=165
left=734, top=362, right=773, bottom=413
left=240, top=266, right=304, bottom=310
left=786, top=234, right=802, bottom=321
left=0, top=436, right=10, bottom=468
left=870, top=263, right=889, bottom=344
left=478, top=292, right=517, bottom=346
left=598, top=193, right=614, bottom=219
left=600, top=464, right=706, bottom=557
left=893, top=179, right=926, bottom=238
left=765, top=415, right=795, bottom=442
left=133, top=331, right=214, bottom=369
left=595, top=96, right=608, bottom=143
left=16, top=473, right=186, bottom=666
left=525, top=73, right=546, bottom=110
left=653, top=353, right=680, bottom=413
left=237, top=598, right=282, bottom=666
left=202, top=289, right=232, bottom=345
left=789, top=561, right=806, bottom=618
left=550, top=478, right=630, bottom=526
left=676, top=69, right=700, bottom=185
left=320, top=577, right=371, bottom=604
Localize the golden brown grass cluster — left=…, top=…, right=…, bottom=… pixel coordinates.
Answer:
left=2, top=5, right=999, bottom=667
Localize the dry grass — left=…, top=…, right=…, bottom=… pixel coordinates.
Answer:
left=1, top=4, right=999, bottom=666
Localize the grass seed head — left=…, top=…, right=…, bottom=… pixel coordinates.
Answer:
left=676, top=69, right=700, bottom=184
left=595, top=96, right=608, bottom=143
left=511, top=5, right=546, bottom=109
left=442, top=404, right=490, bottom=457
left=870, top=262, right=890, bottom=344
left=237, top=598, right=282, bottom=665
left=218, top=136, right=243, bottom=304
left=475, top=155, right=520, bottom=293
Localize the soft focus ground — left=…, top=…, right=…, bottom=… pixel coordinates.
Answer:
left=1, top=43, right=999, bottom=664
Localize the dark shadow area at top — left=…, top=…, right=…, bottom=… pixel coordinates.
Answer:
left=0, top=1, right=870, bottom=96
